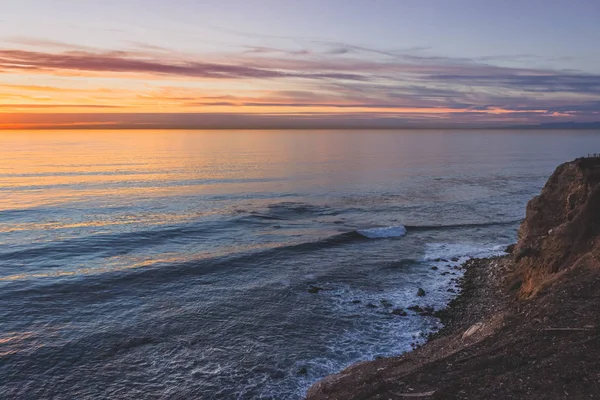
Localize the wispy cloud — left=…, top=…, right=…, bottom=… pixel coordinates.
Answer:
left=1, top=36, right=599, bottom=127
left=0, top=49, right=368, bottom=81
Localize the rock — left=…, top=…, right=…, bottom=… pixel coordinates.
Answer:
left=421, top=306, right=435, bottom=316
left=451, top=257, right=460, bottom=262
left=462, top=322, right=484, bottom=339
left=431, top=266, right=438, bottom=270
left=351, top=299, right=362, bottom=304
left=391, top=308, right=407, bottom=316
left=298, top=366, right=308, bottom=375
left=308, top=286, right=323, bottom=294
left=380, top=299, right=393, bottom=308
left=505, top=243, right=516, bottom=254
left=366, top=303, right=377, bottom=309
left=407, top=305, right=423, bottom=313
left=447, top=288, right=456, bottom=293
left=417, top=288, right=426, bottom=297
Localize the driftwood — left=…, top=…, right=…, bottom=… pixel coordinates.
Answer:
left=392, top=391, right=436, bottom=398
left=543, top=327, right=595, bottom=332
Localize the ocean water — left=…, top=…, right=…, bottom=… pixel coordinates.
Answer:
left=0, top=129, right=597, bottom=399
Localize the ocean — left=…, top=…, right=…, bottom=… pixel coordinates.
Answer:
left=0, top=129, right=597, bottom=399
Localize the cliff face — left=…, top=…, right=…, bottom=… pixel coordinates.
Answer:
left=514, top=157, right=600, bottom=297
left=306, top=157, right=600, bottom=400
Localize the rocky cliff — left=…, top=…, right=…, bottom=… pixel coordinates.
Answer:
left=306, top=157, right=600, bottom=400
left=514, top=157, right=600, bottom=297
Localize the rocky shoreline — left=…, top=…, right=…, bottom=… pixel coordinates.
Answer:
left=307, top=157, right=600, bottom=399
left=306, top=255, right=518, bottom=400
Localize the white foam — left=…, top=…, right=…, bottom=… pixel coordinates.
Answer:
left=357, top=225, right=407, bottom=239
left=423, top=242, right=507, bottom=261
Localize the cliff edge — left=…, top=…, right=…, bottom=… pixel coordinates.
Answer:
left=306, top=157, right=600, bottom=400
left=514, top=157, right=600, bottom=298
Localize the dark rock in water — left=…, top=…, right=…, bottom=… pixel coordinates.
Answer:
left=431, top=266, right=438, bottom=270
left=298, top=366, right=308, bottom=375
left=420, top=306, right=435, bottom=316
left=505, top=243, right=516, bottom=254
left=308, top=286, right=323, bottom=294
left=380, top=299, right=393, bottom=308
left=407, top=304, right=434, bottom=316
left=417, top=288, right=426, bottom=297
left=441, top=271, right=450, bottom=276
left=391, top=308, right=407, bottom=316
left=407, top=305, right=423, bottom=313
left=451, top=257, right=460, bottom=262
left=434, top=258, right=442, bottom=262
left=366, top=303, right=377, bottom=309
left=351, top=299, right=362, bottom=304
left=441, top=259, right=449, bottom=262
left=447, top=288, right=456, bottom=293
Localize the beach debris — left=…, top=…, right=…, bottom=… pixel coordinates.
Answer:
left=462, top=322, right=484, bottom=339
left=392, top=390, right=436, bottom=397
left=542, top=327, right=595, bottom=332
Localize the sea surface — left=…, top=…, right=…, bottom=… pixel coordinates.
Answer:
left=0, top=129, right=597, bottom=399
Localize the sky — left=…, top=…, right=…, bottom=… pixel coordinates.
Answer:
left=1, top=0, right=599, bottom=129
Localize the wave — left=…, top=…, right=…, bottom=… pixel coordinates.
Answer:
left=0, top=217, right=520, bottom=265
left=404, top=219, right=522, bottom=231
left=423, top=242, right=508, bottom=262
left=0, top=222, right=226, bottom=262
left=357, top=226, right=407, bottom=239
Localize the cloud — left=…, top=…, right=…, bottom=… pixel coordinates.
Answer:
left=1, top=36, right=599, bottom=126
left=423, top=73, right=600, bottom=94
left=0, top=104, right=124, bottom=109
left=0, top=49, right=368, bottom=81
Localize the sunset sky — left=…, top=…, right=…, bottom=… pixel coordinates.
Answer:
left=1, top=0, right=599, bottom=129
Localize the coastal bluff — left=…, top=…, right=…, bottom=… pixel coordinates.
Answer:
left=306, top=157, right=600, bottom=400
